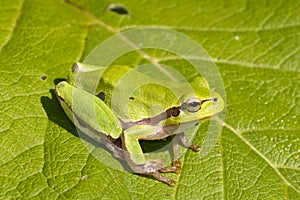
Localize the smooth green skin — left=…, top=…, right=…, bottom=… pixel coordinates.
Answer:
left=55, top=62, right=224, bottom=185
left=55, top=81, right=122, bottom=139
left=68, top=63, right=224, bottom=124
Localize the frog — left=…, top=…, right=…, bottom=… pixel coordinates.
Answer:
left=55, top=62, right=224, bottom=186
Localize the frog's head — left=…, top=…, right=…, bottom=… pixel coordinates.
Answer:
left=180, top=96, right=219, bottom=115
left=165, top=77, right=224, bottom=125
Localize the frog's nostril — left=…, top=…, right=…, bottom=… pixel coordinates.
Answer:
left=212, top=97, right=218, bottom=102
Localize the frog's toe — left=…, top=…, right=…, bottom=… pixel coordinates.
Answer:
left=159, top=165, right=179, bottom=173
left=190, top=144, right=201, bottom=152
left=152, top=171, right=176, bottom=186
left=172, top=160, right=182, bottom=174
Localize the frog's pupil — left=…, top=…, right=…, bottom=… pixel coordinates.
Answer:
left=189, top=101, right=200, bottom=107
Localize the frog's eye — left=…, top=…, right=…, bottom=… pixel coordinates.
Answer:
left=185, top=98, right=201, bottom=113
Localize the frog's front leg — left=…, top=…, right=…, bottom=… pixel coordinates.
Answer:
left=122, top=125, right=179, bottom=186
left=171, top=132, right=201, bottom=173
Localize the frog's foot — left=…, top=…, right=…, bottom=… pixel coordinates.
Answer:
left=129, top=160, right=177, bottom=186
left=172, top=132, right=201, bottom=159
left=146, top=160, right=179, bottom=174
left=178, top=132, right=201, bottom=152
left=152, top=170, right=176, bottom=186
left=158, top=159, right=181, bottom=174
left=171, top=132, right=201, bottom=173
left=148, top=164, right=177, bottom=186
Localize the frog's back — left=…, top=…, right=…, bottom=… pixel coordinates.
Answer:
left=70, top=63, right=213, bottom=122
left=100, top=66, right=192, bottom=121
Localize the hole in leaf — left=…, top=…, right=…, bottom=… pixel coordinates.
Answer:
left=97, top=91, right=105, bottom=101
left=40, top=75, right=47, bottom=80
left=106, top=3, right=129, bottom=15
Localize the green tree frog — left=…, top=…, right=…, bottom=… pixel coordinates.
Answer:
left=55, top=62, right=224, bottom=186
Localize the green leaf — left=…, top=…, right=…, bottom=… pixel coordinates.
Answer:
left=0, top=0, right=299, bottom=199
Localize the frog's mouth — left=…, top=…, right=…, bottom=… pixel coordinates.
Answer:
left=120, top=97, right=219, bottom=130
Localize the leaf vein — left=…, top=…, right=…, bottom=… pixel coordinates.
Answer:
left=216, top=117, right=300, bottom=194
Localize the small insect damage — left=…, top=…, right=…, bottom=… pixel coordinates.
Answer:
left=106, top=3, right=130, bottom=15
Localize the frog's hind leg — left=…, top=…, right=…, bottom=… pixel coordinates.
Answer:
left=124, top=157, right=177, bottom=186
left=122, top=125, right=179, bottom=185
left=171, top=132, right=201, bottom=173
